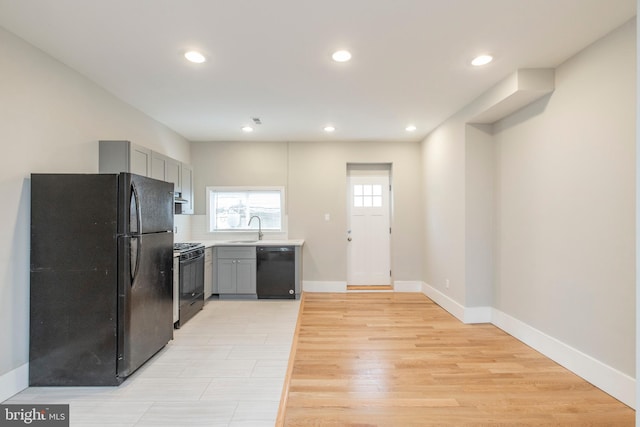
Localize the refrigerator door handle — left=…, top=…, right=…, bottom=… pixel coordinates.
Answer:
left=130, top=182, right=142, bottom=234
left=130, top=236, right=141, bottom=285
left=129, top=182, right=142, bottom=286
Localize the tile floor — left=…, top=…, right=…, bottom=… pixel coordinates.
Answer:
left=5, top=298, right=301, bottom=426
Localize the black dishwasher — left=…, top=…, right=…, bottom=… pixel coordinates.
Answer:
left=256, top=246, right=296, bottom=299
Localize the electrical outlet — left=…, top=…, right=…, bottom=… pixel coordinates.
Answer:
left=446, top=279, right=450, bottom=289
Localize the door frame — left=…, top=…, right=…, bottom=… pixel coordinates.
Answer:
left=346, top=163, right=393, bottom=286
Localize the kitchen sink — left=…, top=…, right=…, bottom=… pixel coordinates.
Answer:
left=227, top=240, right=259, bottom=244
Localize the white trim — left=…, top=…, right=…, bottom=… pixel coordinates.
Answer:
left=422, top=282, right=466, bottom=322
left=422, top=282, right=491, bottom=324
left=464, top=306, right=492, bottom=324
left=420, top=281, right=635, bottom=409
left=393, top=281, right=422, bottom=292
left=0, top=363, right=28, bottom=402
left=302, top=281, right=347, bottom=293
left=492, top=309, right=636, bottom=409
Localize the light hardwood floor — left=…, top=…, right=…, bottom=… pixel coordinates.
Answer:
left=278, top=292, right=635, bottom=426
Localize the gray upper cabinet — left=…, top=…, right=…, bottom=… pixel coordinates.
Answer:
left=99, top=140, right=152, bottom=177
left=166, top=158, right=181, bottom=192
left=180, top=163, right=194, bottom=215
left=151, top=152, right=181, bottom=192
left=99, top=140, right=194, bottom=215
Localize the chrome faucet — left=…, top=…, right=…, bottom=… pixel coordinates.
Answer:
left=248, top=215, right=263, bottom=240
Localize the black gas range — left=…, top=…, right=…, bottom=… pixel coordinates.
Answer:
left=173, top=242, right=205, bottom=327
left=174, top=242, right=205, bottom=254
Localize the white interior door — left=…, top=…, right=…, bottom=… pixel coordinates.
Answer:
left=347, top=171, right=391, bottom=285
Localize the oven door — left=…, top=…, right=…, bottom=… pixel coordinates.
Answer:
left=178, top=251, right=205, bottom=327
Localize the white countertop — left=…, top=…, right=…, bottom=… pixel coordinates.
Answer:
left=177, top=239, right=304, bottom=249
left=173, top=239, right=304, bottom=256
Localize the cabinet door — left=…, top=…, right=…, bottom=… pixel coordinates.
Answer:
left=130, top=145, right=152, bottom=176
left=204, top=248, right=213, bottom=298
left=217, top=259, right=236, bottom=294
left=166, top=158, right=181, bottom=192
left=98, top=140, right=150, bottom=177
left=180, top=164, right=194, bottom=215
left=236, top=259, right=256, bottom=294
left=151, top=152, right=167, bottom=181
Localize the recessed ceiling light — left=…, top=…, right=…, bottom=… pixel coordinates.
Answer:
left=471, top=54, right=493, bottom=66
left=324, top=125, right=336, bottom=132
left=241, top=126, right=254, bottom=133
left=405, top=125, right=417, bottom=132
left=184, top=51, right=206, bottom=63
left=331, top=50, right=352, bottom=63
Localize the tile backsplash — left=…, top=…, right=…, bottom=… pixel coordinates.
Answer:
left=173, top=214, right=192, bottom=242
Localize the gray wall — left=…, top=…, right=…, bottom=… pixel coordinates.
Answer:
left=465, top=124, right=495, bottom=307
left=492, top=19, right=636, bottom=376
left=421, top=101, right=468, bottom=303
left=0, top=26, right=190, bottom=393
left=191, top=140, right=424, bottom=283
left=421, top=19, right=636, bottom=377
left=0, top=9, right=635, bottom=402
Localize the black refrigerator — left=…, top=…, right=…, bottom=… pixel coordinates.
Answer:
left=30, top=173, right=174, bottom=386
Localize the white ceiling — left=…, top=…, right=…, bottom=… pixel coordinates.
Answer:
left=0, top=0, right=635, bottom=142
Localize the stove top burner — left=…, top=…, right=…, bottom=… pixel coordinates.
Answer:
left=174, top=242, right=204, bottom=252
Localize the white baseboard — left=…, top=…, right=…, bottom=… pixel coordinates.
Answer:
left=421, top=282, right=492, bottom=324
left=0, top=363, right=28, bottom=402
left=492, top=309, right=635, bottom=408
left=422, top=282, right=466, bottom=322
left=421, top=281, right=634, bottom=408
left=464, top=306, right=492, bottom=324
left=302, top=281, right=347, bottom=293
left=393, top=281, right=422, bottom=292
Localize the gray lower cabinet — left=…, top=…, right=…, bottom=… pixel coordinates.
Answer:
left=216, top=246, right=256, bottom=296
left=204, top=247, right=213, bottom=299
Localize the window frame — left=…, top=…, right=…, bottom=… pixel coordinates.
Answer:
left=206, top=186, right=286, bottom=234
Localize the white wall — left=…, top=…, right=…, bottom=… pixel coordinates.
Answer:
left=288, top=141, right=424, bottom=283
left=465, top=124, right=494, bottom=307
left=190, top=140, right=424, bottom=283
left=0, top=27, right=190, bottom=400
left=421, top=100, right=470, bottom=304
left=421, top=18, right=636, bottom=388
left=636, top=0, right=640, bottom=419
left=493, top=19, right=636, bottom=377
left=635, top=0, right=640, bottom=418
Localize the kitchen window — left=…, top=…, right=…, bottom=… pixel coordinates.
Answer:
left=207, top=187, right=284, bottom=232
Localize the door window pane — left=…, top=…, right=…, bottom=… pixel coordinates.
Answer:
left=353, top=183, right=384, bottom=208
